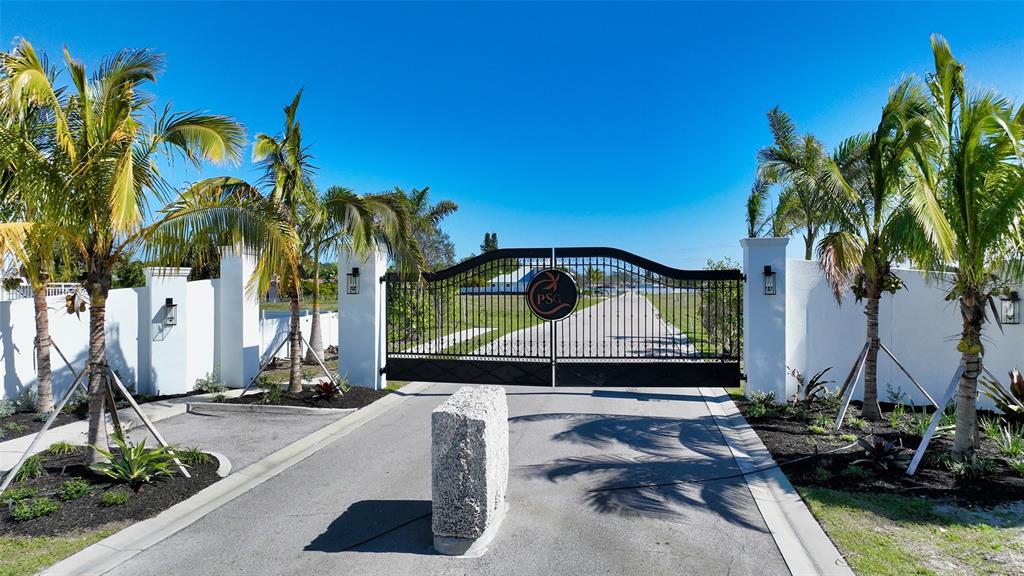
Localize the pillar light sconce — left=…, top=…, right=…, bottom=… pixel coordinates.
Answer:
left=762, top=265, right=777, bottom=296
left=1002, top=291, right=1020, bottom=325
left=163, top=297, right=178, bottom=327
left=347, top=267, right=360, bottom=295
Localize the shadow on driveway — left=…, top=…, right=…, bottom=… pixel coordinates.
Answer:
left=306, top=500, right=433, bottom=554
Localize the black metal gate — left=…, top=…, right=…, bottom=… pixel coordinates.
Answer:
left=383, top=247, right=742, bottom=387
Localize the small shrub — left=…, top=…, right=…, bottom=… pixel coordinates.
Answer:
left=980, top=416, right=1005, bottom=440
left=337, top=377, right=351, bottom=394
left=819, top=388, right=842, bottom=411
left=808, top=425, right=830, bottom=435
left=14, top=388, right=37, bottom=413
left=193, top=372, right=226, bottom=394
left=748, top=391, right=776, bottom=407
left=813, top=414, right=832, bottom=429
left=11, top=497, right=59, bottom=521
left=177, top=447, right=212, bottom=467
left=1, top=486, right=38, bottom=504
left=31, top=412, right=49, bottom=422
left=1008, top=459, right=1024, bottom=475
left=0, top=428, right=5, bottom=441
left=211, top=394, right=227, bottom=403
left=781, top=404, right=805, bottom=419
left=852, top=436, right=908, bottom=470
left=0, top=398, right=15, bottom=418
left=64, top=386, right=90, bottom=414
left=57, top=477, right=91, bottom=501
left=887, top=403, right=906, bottom=430
left=839, top=433, right=858, bottom=442
left=994, top=425, right=1024, bottom=458
left=846, top=416, right=869, bottom=432
left=5, top=421, right=27, bottom=433
left=937, top=454, right=996, bottom=481
left=312, top=380, right=340, bottom=401
left=100, top=489, right=131, bottom=507
left=939, top=405, right=957, bottom=429
left=47, top=441, right=78, bottom=456
left=812, top=466, right=833, bottom=482
left=886, top=382, right=908, bottom=406
left=840, top=465, right=873, bottom=480
left=257, top=382, right=282, bottom=405
left=14, top=454, right=46, bottom=482
left=745, top=403, right=772, bottom=418
left=91, top=433, right=178, bottom=488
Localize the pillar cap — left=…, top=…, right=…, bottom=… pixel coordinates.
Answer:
left=740, top=237, right=789, bottom=248
left=144, top=267, right=192, bottom=278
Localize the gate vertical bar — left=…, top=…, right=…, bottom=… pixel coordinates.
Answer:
left=551, top=247, right=557, bottom=387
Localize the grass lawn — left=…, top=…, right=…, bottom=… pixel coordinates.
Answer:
left=643, top=292, right=715, bottom=353
left=260, top=300, right=338, bottom=313
left=799, top=487, right=1024, bottom=576
left=0, top=524, right=124, bottom=576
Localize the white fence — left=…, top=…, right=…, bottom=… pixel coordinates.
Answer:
left=259, top=310, right=339, bottom=363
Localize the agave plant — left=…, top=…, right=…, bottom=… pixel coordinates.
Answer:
left=786, top=366, right=834, bottom=407
left=851, top=436, right=909, bottom=470
left=980, top=369, right=1024, bottom=422
left=91, top=433, right=179, bottom=490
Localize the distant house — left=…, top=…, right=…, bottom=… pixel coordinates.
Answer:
left=460, top=266, right=540, bottom=294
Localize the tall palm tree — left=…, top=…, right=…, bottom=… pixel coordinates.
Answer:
left=2, top=41, right=268, bottom=462
left=816, top=78, right=931, bottom=420
left=758, top=107, right=837, bottom=259
left=911, top=35, right=1024, bottom=460
left=402, top=186, right=458, bottom=270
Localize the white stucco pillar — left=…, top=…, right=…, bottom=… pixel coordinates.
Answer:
left=338, top=248, right=387, bottom=390
left=741, top=238, right=791, bottom=400
left=143, top=267, right=191, bottom=396
left=218, top=246, right=259, bottom=389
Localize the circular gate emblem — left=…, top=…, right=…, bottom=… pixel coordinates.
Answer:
left=525, top=269, right=578, bottom=321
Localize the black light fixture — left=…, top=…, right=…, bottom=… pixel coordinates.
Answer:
left=1002, top=291, right=1020, bottom=325
left=347, top=267, right=360, bottom=295
left=762, top=265, right=777, bottom=296
left=163, top=297, right=178, bottom=327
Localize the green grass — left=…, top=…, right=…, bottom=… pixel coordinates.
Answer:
left=799, top=487, right=1024, bottom=576
left=0, top=525, right=123, bottom=576
left=259, top=301, right=337, bottom=313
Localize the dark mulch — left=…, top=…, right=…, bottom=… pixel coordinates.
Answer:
left=736, top=399, right=1024, bottom=503
left=223, top=386, right=391, bottom=410
left=0, top=446, right=219, bottom=537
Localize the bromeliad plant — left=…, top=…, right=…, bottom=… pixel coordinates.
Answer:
left=786, top=365, right=835, bottom=407
left=312, top=380, right=340, bottom=401
left=852, top=436, right=909, bottom=471
left=980, top=369, right=1024, bottom=422
left=91, top=433, right=179, bottom=490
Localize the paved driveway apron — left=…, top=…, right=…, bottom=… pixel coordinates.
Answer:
left=105, top=383, right=788, bottom=576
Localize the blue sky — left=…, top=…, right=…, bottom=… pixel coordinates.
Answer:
left=2, top=2, right=1022, bottom=267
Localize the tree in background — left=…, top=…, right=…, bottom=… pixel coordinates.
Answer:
left=401, top=186, right=458, bottom=270
left=816, top=78, right=931, bottom=420
left=757, top=107, right=837, bottom=259
left=480, top=232, right=499, bottom=253
left=910, top=36, right=1024, bottom=460
left=112, top=260, right=146, bottom=288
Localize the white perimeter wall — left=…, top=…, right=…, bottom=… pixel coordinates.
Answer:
left=786, top=259, right=1020, bottom=408
left=186, top=279, right=218, bottom=387
left=259, top=311, right=339, bottom=363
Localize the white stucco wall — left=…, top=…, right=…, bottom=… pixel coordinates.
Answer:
left=187, top=279, right=218, bottom=388
left=259, top=311, right=339, bottom=362
left=786, top=259, right=1019, bottom=408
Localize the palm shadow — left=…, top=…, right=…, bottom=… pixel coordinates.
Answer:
left=511, top=411, right=767, bottom=532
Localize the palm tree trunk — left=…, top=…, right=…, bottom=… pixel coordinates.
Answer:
left=32, top=276, right=54, bottom=413
left=304, top=260, right=323, bottom=364
left=861, top=293, right=882, bottom=420
left=85, top=284, right=109, bottom=464
left=288, top=283, right=303, bottom=393
left=953, top=293, right=983, bottom=460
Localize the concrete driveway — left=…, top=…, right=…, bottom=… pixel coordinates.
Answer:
left=103, top=383, right=789, bottom=576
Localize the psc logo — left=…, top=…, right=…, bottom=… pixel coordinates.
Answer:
left=525, top=269, right=579, bottom=321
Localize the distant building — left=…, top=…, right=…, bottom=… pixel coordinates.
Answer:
left=460, top=266, right=540, bottom=294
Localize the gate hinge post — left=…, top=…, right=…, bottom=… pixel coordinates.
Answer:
left=379, top=275, right=386, bottom=283
left=379, top=365, right=387, bottom=375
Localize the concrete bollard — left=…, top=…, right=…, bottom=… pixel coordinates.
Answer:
left=431, top=385, right=509, bottom=556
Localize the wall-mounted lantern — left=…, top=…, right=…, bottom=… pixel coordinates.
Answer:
left=163, top=297, right=178, bottom=327
left=347, top=267, right=360, bottom=295
left=1002, top=291, right=1020, bottom=325
left=762, top=265, right=777, bottom=296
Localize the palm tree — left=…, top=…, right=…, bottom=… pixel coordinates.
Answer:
left=745, top=176, right=773, bottom=238
left=402, top=186, right=458, bottom=270
left=816, top=78, right=931, bottom=420
left=2, top=41, right=266, bottom=462
left=911, top=35, right=1024, bottom=460
left=758, top=107, right=837, bottom=259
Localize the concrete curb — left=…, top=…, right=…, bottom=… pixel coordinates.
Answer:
left=0, top=389, right=246, bottom=472
left=206, top=451, right=232, bottom=478
left=186, top=401, right=357, bottom=417
left=699, top=387, right=854, bottom=576
left=42, top=382, right=433, bottom=576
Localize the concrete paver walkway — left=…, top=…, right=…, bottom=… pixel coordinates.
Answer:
left=104, top=383, right=789, bottom=576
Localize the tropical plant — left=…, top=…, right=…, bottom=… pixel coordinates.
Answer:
left=980, top=415, right=1005, bottom=440
left=91, top=433, right=178, bottom=489
left=402, top=186, right=458, bottom=270
left=0, top=41, right=280, bottom=463
left=909, top=35, right=1024, bottom=460
left=757, top=107, right=837, bottom=259
left=786, top=365, right=834, bottom=406
left=994, top=424, right=1024, bottom=458
left=100, top=488, right=130, bottom=507
left=888, top=402, right=906, bottom=430
left=1, top=486, right=37, bottom=504
left=745, top=176, right=773, bottom=238
left=980, top=370, right=1024, bottom=422
left=14, top=454, right=46, bottom=481
left=257, top=381, right=282, bottom=405
left=851, top=436, right=908, bottom=470
left=46, top=441, right=77, bottom=456
left=312, top=380, right=340, bottom=401
left=57, top=477, right=91, bottom=501
left=193, top=372, right=226, bottom=394
left=816, top=79, right=931, bottom=421
left=176, top=447, right=212, bottom=467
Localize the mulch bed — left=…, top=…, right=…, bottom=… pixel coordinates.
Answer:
left=223, top=386, right=391, bottom=410
left=0, top=446, right=219, bottom=537
left=736, top=399, right=1024, bottom=503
